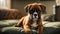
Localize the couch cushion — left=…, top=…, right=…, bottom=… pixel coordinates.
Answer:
left=0, top=20, right=18, bottom=28
left=1, top=27, right=37, bottom=34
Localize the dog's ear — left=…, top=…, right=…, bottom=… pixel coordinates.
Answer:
left=24, top=4, right=32, bottom=12
left=39, top=5, right=46, bottom=14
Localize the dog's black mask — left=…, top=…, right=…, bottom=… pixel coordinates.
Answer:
left=29, top=9, right=41, bottom=19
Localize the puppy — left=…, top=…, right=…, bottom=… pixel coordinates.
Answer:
left=14, top=3, right=46, bottom=34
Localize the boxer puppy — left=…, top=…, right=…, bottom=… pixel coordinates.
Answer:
left=14, top=3, right=46, bottom=34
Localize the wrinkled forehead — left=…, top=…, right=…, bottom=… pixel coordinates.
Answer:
left=30, top=5, right=41, bottom=11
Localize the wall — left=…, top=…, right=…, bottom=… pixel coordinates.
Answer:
left=56, top=0, right=60, bottom=5
left=6, top=0, right=11, bottom=8
left=40, top=1, right=56, bottom=14
left=11, top=0, right=56, bottom=17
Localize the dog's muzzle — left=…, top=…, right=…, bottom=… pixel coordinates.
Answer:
left=34, top=14, right=38, bottom=18
left=33, top=12, right=38, bottom=20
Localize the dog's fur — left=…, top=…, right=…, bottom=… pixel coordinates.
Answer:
left=14, top=3, right=46, bottom=34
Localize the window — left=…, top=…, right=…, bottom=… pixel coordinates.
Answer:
left=0, top=0, right=7, bottom=8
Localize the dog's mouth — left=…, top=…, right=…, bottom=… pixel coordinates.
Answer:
left=33, top=15, right=38, bottom=18
left=33, top=16, right=38, bottom=20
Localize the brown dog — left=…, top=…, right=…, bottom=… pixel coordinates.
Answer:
left=14, top=3, right=46, bottom=34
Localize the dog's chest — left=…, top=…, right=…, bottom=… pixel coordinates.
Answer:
left=31, top=21, right=38, bottom=29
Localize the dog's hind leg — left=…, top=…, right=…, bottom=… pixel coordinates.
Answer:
left=14, top=17, right=24, bottom=27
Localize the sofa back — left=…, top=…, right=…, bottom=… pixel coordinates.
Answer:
left=0, top=9, right=22, bottom=20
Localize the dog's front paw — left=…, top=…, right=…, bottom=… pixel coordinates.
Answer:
left=25, top=30, right=32, bottom=34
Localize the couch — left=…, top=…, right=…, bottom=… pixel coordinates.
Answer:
left=0, top=9, right=60, bottom=34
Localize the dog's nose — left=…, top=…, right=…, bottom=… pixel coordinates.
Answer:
left=34, top=14, right=37, bottom=16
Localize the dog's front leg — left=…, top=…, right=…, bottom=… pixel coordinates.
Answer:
left=24, top=24, right=31, bottom=34
left=38, top=25, right=43, bottom=34
left=37, top=20, right=43, bottom=34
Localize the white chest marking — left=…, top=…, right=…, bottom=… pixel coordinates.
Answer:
left=31, top=21, right=38, bottom=28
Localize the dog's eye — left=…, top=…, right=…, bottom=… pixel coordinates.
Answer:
left=29, top=10, right=34, bottom=14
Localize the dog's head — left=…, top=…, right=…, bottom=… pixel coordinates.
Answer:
left=24, top=3, right=46, bottom=20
